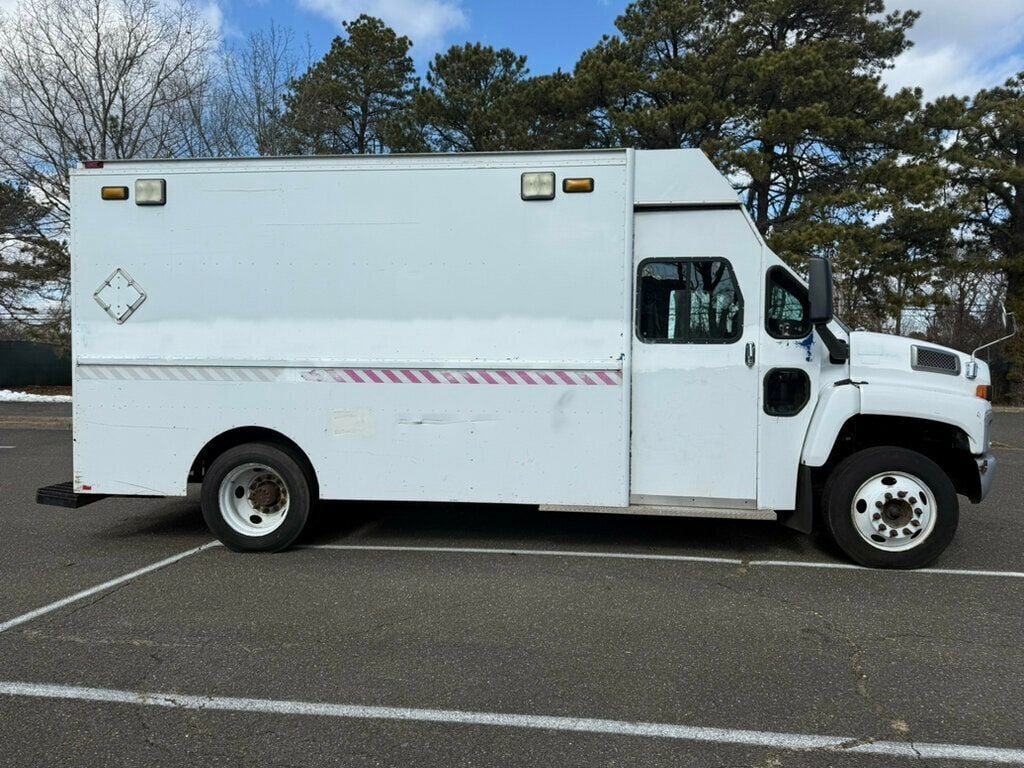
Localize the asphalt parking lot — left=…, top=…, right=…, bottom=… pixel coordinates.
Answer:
left=1, top=402, right=1023, bottom=767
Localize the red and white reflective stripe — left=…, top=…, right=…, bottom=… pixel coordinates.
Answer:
left=301, top=368, right=622, bottom=385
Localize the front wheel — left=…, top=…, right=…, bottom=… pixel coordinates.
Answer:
left=822, top=447, right=958, bottom=569
left=201, top=442, right=312, bottom=552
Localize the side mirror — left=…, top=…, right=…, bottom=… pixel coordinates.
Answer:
left=808, top=256, right=834, bottom=325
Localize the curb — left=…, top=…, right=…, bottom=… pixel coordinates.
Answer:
left=0, top=416, right=71, bottom=430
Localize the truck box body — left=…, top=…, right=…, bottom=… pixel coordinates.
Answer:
left=72, top=151, right=646, bottom=505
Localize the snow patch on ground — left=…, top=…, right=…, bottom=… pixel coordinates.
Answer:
left=0, top=390, right=72, bottom=403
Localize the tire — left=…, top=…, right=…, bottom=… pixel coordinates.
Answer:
left=822, top=446, right=958, bottom=569
left=200, top=442, right=312, bottom=552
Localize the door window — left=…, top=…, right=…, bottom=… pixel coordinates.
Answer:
left=636, top=259, right=743, bottom=343
left=765, top=266, right=810, bottom=339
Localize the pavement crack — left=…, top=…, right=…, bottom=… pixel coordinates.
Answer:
left=846, top=637, right=870, bottom=700
left=833, top=735, right=877, bottom=750
left=61, top=580, right=134, bottom=621
left=18, top=628, right=200, bottom=651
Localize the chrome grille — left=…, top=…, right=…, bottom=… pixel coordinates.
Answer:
left=911, top=345, right=960, bottom=375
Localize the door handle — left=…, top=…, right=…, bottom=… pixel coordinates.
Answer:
left=745, top=341, right=756, bottom=368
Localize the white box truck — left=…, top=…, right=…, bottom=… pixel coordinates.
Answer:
left=36, top=148, right=998, bottom=568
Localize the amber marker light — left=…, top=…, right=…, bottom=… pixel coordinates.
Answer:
left=101, top=186, right=129, bottom=201
left=976, top=385, right=992, bottom=401
left=563, top=178, right=595, bottom=193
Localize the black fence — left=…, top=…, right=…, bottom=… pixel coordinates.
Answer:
left=0, top=341, right=71, bottom=387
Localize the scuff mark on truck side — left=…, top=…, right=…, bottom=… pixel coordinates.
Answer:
left=396, top=414, right=499, bottom=427
left=798, top=333, right=815, bottom=362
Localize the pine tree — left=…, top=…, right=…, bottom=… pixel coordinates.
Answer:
left=395, top=44, right=594, bottom=153
left=282, top=15, right=417, bottom=155
left=931, top=74, right=1024, bottom=401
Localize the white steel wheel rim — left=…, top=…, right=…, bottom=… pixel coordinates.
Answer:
left=850, top=471, right=936, bottom=552
left=218, top=462, right=290, bottom=537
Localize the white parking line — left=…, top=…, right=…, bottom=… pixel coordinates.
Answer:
left=0, top=542, right=219, bottom=634
left=304, top=544, right=1024, bottom=578
left=750, top=559, right=1024, bottom=578
left=0, top=680, right=1021, bottom=764
left=0, top=445, right=14, bottom=449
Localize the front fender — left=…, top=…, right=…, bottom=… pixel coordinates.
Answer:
left=801, top=383, right=861, bottom=466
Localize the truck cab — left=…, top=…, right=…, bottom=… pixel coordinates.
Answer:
left=625, top=151, right=994, bottom=568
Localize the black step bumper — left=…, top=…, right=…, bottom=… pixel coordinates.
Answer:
left=36, top=481, right=108, bottom=509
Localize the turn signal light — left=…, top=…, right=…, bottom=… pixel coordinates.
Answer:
left=563, top=177, right=595, bottom=193
left=101, top=186, right=129, bottom=201
left=976, top=385, right=992, bottom=401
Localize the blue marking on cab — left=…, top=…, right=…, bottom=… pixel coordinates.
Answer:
left=798, top=333, right=814, bottom=362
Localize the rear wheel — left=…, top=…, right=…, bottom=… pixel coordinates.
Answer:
left=822, top=446, right=958, bottom=569
left=201, top=442, right=312, bottom=552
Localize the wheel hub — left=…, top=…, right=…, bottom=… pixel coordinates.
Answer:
left=218, top=463, right=291, bottom=537
left=881, top=498, right=913, bottom=528
left=851, top=471, right=935, bottom=552
left=249, top=474, right=286, bottom=513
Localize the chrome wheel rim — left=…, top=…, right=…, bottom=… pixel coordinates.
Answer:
left=218, top=463, right=290, bottom=537
left=851, top=471, right=936, bottom=552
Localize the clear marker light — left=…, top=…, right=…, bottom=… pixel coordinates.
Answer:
left=135, top=178, right=166, bottom=206
left=521, top=172, right=556, bottom=201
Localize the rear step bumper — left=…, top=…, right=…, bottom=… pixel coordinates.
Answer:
left=36, top=481, right=108, bottom=509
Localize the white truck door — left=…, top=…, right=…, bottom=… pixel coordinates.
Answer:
left=629, top=209, right=761, bottom=507
left=756, top=263, right=821, bottom=510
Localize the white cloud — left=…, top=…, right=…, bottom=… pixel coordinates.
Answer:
left=883, top=0, right=1024, bottom=100
left=199, top=0, right=225, bottom=39
left=296, top=0, right=466, bottom=54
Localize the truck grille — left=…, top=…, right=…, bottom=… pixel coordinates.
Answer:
left=911, top=345, right=960, bottom=375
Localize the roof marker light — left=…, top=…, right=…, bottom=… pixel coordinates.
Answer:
left=83, top=161, right=104, bottom=169
left=563, top=178, right=595, bottom=193
left=101, top=186, right=129, bottom=201
left=135, top=178, right=166, bottom=206
left=521, top=172, right=555, bottom=201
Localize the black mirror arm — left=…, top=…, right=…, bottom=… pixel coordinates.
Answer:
left=815, top=322, right=849, bottom=363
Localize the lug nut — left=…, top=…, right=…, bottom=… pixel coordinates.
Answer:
left=911, top=519, right=921, bottom=528
left=872, top=513, right=881, bottom=520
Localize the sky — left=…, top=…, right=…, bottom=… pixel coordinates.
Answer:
left=208, top=0, right=1024, bottom=100
left=219, top=0, right=623, bottom=74
left=0, top=0, right=1020, bottom=98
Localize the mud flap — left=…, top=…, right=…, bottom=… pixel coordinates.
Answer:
left=776, top=465, right=814, bottom=534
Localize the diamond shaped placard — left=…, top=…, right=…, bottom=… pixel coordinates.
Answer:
left=94, top=268, right=146, bottom=324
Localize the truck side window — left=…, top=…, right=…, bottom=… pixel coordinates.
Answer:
left=765, top=266, right=810, bottom=339
left=637, top=258, right=743, bottom=343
